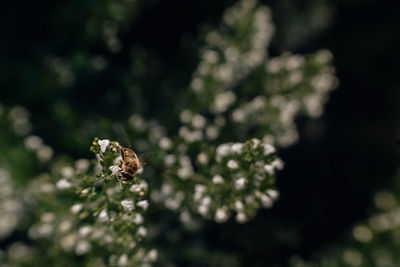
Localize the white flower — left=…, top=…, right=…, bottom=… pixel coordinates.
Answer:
left=146, top=249, right=158, bottom=262
left=216, top=144, right=231, bottom=157
left=98, top=139, right=110, bottom=153
left=236, top=212, right=247, bottom=223
left=137, top=226, right=147, bottom=237
left=121, top=200, right=134, bottom=211
left=231, top=143, right=243, bottom=153
left=109, top=165, right=121, bottom=176
left=56, top=179, right=71, bottom=190
left=263, top=143, right=276, bottom=155
left=24, top=135, right=43, bottom=151
left=261, top=194, right=273, bottom=208
left=197, top=152, right=209, bottom=165
left=227, top=159, right=239, bottom=169
left=37, top=145, right=53, bottom=161
left=78, top=225, right=92, bottom=237
left=133, top=214, right=144, bottom=224
left=130, top=180, right=148, bottom=193
left=235, top=177, right=246, bottom=190
left=195, top=184, right=206, bottom=194
left=271, top=158, right=284, bottom=170
left=215, top=208, right=228, bottom=223
left=98, top=210, right=109, bottom=223
left=117, top=254, right=128, bottom=266
left=264, top=164, right=274, bottom=175
left=234, top=200, right=244, bottom=211
left=136, top=200, right=149, bottom=210
left=75, top=240, right=91, bottom=255
left=159, top=137, right=172, bottom=150
left=70, top=203, right=83, bottom=214
left=75, top=159, right=90, bottom=173
left=266, top=189, right=280, bottom=200
left=198, top=205, right=209, bottom=216
left=212, top=174, right=224, bottom=184
left=192, top=114, right=206, bottom=129
left=61, top=166, right=74, bottom=178
left=201, top=196, right=211, bottom=206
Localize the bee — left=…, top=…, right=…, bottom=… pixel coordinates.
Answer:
left=115, top=145, right=142, bottom=183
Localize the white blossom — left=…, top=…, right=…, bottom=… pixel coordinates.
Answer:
left=236, top=212, right=247, bottom=223
left=98, top=139, right=110, bottom=153
left=61, top=166, right=74, bottom=178
left=215, top=208, right=229, bottom=223
left=98, top=210, right=109, bottom=222
left=235, top=200, right=244, bottom=211
left=137, top=226, right=147, bottom=237
left=212, top=174, right=224, bottom=184
left=235, top=177, right=246, bottom=190
left=78, top=225, right=92, bottom=237
left=159, top=137, right=172, bottom=150
left=263, top=143, right=276, bottom=155
left=266, top=189, right=280, bottom=200
left=264, top=164, right=274, bottom=175
left=117, top=254, right=128, bottom=266
left=227, top=159, right=239, bottom=169
left=261, top=194, right=273, bottom=208
left=121, top=200, right=134, bottom=211
left=70, top=203, right=83, bottom=214
left=146, top=249, right=158, bottom=262
left=133, top=214, right=144, bottom=224
left=136, top=200, right=149, bottom=210
left=56, top=179, right=71, bottom=190
left=198, top=205, right=209, bottom=216
left=75, top=240, right=91, bottom=255
left=195, top=184, right=206, bottom=194
left=109, top=165, right=121, bottom=176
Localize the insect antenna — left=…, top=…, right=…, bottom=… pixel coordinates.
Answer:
left=112, top=123, right=132, bottom=149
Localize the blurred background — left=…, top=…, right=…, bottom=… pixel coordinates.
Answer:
left=0, top=0, right=399, bottom=266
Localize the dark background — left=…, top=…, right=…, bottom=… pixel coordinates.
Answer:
left=0, top=0, right=399, bottom=265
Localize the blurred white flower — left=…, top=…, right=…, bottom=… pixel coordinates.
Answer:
left=70, top=204, right=83, bottom=214
left=121, top=200, right=134, bottom=211
left=98, top=210, right=109, bottom=223
left=236, top=212, right=247, bottom=223
left=136, top=200, right=149, bottom=210
left=137, top=226, right=147, bottom=237
left=235, top=177, right=246, bottom=190
left=227, top=159, right=239, bottom=169
left=56, top=179, right=72, bottom=190
left=75, top=240, right=91, bottom=255
left=212, top=174, right=224, bottom=184
left=215, top=208, right=229, bottom=223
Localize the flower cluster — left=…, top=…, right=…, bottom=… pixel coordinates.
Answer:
left=0, top=168, right=24, bottom=240
left=153, top=138, right=282, bottom=224
left=26, top=138, right=156, bottom=266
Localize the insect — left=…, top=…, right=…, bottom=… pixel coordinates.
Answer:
left=115, top=145, right=143, bottom=183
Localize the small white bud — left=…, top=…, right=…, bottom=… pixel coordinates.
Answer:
left=215, top=208, right=228, bottom=223
left=227, top=159, right=239, bottom=169
left=212, top=174, right=224, bottom=184
left=56, top=179, right=72, bottom=190
left=236, top=212, right=247, bottom=224
left=235, top=200, right=244, bottom=211
left=266, top=189, right=280, bottom=200
left=98, top=210, right=109, bottom=222
left=70, top=204, right=83, bottom=214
